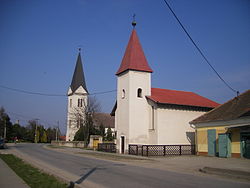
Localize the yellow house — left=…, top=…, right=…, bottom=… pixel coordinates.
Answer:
left=190, top=90, right=250, bottom=159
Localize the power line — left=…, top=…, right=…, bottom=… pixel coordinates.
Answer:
left=89, top=90, right=117, bottom=96
left=163, top=0, right=239, bottom=95
left=0, top=84, right=65, bottom=97
left=0, top=84, right=116, bottom=97
left=6, top=111, right=52, bottom=126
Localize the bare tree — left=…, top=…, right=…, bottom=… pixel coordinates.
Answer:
left=70, top=96, right=100, bottom=147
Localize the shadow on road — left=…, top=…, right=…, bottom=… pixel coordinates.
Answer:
left=75, top=167, right=97, bottom=184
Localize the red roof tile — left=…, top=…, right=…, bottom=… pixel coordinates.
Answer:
left=147, top=88, right=220, bottom=108
left=116, top=29, right=153, bottom=75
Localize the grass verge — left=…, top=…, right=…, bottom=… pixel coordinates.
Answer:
left=0, top=154, right=67, bottom=188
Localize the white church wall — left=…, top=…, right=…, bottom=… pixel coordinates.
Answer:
left=156, top=107, right=205, bottom=145
left=66, top=86, right=88, bottom=141
left=116, top=72, right=130, bottom=152
left=128, top=71, right=151, bottom=145
left=116, top=70, right=152, bottom=153
left=148, top=100, right=158, bottom=144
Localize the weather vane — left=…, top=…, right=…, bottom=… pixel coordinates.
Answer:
left=132, top=14, right=136, bottom=28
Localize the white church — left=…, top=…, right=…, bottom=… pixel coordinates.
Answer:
left=66, top=50, right=115, bottom=142
left=66, top=51, right=88, bottom=141
left=111, top=23, right=219, bottom=153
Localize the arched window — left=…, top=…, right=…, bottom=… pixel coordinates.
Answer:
left=69, top=99, right=72, bottom=107
left=122, top=89, right=125, bottom=99
left=78, top=99, right=83, bottom=107
left=137, top=88, right=142, bottom=98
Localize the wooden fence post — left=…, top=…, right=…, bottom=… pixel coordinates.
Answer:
left=142, top=145, right=144, bottom=156
left=146, top=146, right=149, bottom=157
left=163, top=146, right=166, bottom=156
left=179, top=145, right=182, bottom=155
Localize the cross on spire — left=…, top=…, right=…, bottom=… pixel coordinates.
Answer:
left=132, top=14, right=136, bottom=28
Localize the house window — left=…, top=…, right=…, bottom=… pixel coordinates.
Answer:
left=70, top=99, right=72, bottom=107
left=137, top=88, right=142, bottom=98
left=69, top=120, right=72, bottom=128
left=122, top=89, right=125, bottom=99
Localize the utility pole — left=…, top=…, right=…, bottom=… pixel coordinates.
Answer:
left=4, top=118, right=6, bottom=140
left=35, top=119, right=39, bottom=143
left=56, top=121, right=59, bottom=141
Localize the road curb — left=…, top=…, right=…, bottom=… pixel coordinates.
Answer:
left=45, top=144, right=151, bottom=161
left=199, top=167, right=250, bottom=181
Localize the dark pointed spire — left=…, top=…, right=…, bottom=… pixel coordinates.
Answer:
left=70, top=50, right=88, bottom=94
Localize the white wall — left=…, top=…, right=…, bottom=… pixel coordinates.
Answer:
left=156, top=107, right=205, bottom=145
left=116, top=70, right=151, bottom=153
left=66, top=86, right=88, bottom=141
left=148, top=100, right=158, bottom=144
left=116, top=72, right=130, bottom=152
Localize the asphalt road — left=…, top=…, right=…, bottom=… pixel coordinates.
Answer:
left=12, top=143, right=250, bottom=188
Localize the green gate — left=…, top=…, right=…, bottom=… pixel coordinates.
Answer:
left=218, top=134, right=231, bottom=158
left=207, top=129, right=216, bottom=156
left=241, top=133, right=250, bottom=159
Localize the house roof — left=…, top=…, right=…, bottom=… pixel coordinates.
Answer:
left=93, top=113, right=115, bottom=128
left=116, top=29, right=153, bottom=75
left=190, top=89, right=250, bottom=124
left=70, top=52, right=88, bottom=93
left=147, top=88, right=220, bottom=108
left=59, top=135, right=66, bottom=141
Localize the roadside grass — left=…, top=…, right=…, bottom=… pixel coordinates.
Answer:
left=0, top=154, right=67, bottom=188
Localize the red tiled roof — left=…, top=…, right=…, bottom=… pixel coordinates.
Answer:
left=59, top=136, right=66, bottom=141
left=116, top=29, right=153, bottom=75
left=147, top=88, right=220, bottom=108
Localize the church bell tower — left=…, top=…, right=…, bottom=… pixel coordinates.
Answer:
left=66, top=49, right=88, bottom=141
left=115, top=20, right=153, bottom=153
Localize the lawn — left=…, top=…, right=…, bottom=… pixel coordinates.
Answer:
left=0, top=154, right=68, bottom=188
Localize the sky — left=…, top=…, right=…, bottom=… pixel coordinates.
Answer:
left=0, top=0, right=249, bottom=134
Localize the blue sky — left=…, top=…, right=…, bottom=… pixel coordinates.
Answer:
left=0, top=0, right=249, bottom=134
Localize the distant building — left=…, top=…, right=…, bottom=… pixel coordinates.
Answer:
left=66, top=51, right=115, bottom=141
left=190, top=89, right=250, bottom=158
left=93, top=113, right=115, bottom=135
left=66, top=51, right=88, bottom=141
left=111, top=24, right=219, bottom=153
left=59, top=135, right=66, bottom=141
